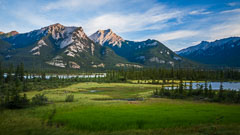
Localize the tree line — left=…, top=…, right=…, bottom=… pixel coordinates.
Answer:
left=0, top=63, right=106, bottom=109
left=106, top=68, right=240, bottom=82
left=1, top=63, right=240, bottom=108
left=153, top=80, right=240, bottom=103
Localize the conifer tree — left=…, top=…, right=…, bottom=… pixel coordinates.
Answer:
left=218, top=82, right=224, bottom=101
left=19, top=63, right=24, bottom=81
left=189, top=80, right=193, bottom=96
left=204, top=81, right=208, bottom=97
left=6, top=64, right=14, bottom=83
left=179, top=79, right=183, bottom=94
left=208, top=84, right=213, bottom=98
left=0, top=63, right=4, bottom=85
left=171, top=79, right=174, bottom=91
left=199, top=84, right=204, bottom=96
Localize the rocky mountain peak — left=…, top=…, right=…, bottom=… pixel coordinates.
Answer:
left=8, top=31, right=19, bottom=36
left=40, top=23, right=65, bottom=35
left=0, top=31, right=19, bottom=38
left=0, top=24, right=195, bottom=69
left=73, top=27, right=87, bottom=38
left=90, top=29, right=124, bottom=47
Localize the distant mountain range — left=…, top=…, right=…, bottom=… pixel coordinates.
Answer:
left=1, top=23, right=239, bottom=70
left=0, top=23, right=196, bottom=70
left=176, top=37, right=240, bottom=67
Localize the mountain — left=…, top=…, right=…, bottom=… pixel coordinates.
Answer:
left=0, top=24, right=198, bottom=70
left=90, top=29, right=196, bottom=68
left=90, top=29, right=124, bottom=47
left=0, top=31, right=19, bottom=39
left=0, top=39, right=11, bottom=61
left=0, top=23, right=133, bottom=70
left=176, top=37, right=240, bottom=67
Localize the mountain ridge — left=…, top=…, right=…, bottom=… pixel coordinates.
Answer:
left=176, top=37, right=240, bottom=67
left=90, top=29, right=197, bottom=68
left=0, top=23, right=197, bottom=70
left=0, top=31, right=19, bottom=39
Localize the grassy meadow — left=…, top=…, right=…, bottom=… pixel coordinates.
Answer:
left=1, top=82, right=240, bottom=135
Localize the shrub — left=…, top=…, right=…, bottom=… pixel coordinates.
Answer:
left=32, top=94, right=48, bottom=105
left=65, top=95, right=74, bottom=102
left=5, top=93, right=29, bottom=109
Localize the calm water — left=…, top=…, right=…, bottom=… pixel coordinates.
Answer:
left=192, top=82, right=240, bottom=90
left=166, top=82, right=240, bottom=90
left=3, top=73, right=106, bottom=79
left=3, top=73, right=240, bottom=90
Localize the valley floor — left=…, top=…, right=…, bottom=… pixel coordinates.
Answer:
left=1, top=82, right=240, bottom=135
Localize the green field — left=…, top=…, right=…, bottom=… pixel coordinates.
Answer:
left=1, top=82, right=240, bottom=135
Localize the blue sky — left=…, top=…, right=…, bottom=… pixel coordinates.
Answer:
left=0, top=0, right=240, bottom=51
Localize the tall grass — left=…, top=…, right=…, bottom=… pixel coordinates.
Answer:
left=53, top=100, right=240, bottom=131
left=1, top=82, right=240, bottom=135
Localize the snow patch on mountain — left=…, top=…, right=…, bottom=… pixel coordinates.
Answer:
left=64, top=42, right=86, bottom=57
left=149, top=57, right=165, bottom=64
left=145, top=41, right=158, bottom=46
left=60, top=35, right=74, bottom=48
left=136, top=56, right=146, bottom=61
left=92, top=63, right=105, bottom=68
left=64, top=27, right=92, bottom=57
left=52, top=26, right=77, bottom=48
left=115, top=63, right=143, bottom=68
left=32, top=52, right=40, bottom=56
left=69, top=61, right=80, bottom=69
left=173, top=56, right=182, bottom=61
left=91, top=43, right=95, bottom=56
left=64, top=44, right=83, bottom=57
left=5, top=55, right=11, bottom=59
left=30, top=39, right=48, bottom=55
left=46, top=55, right=66, bottom=68
left=168, top=61, right=174, bottom=66
left=37, top=23, right=79, bottom=48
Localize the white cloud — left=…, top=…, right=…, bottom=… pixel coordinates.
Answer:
left=189, top=9, right=211, bottom=15
left=83, top=6, right=183, bottom=34
left=13, top=9, right=54, bottom=27
left=208, top=23, right=240, bottom=41
left=4, top=0, right=240, bottom=52
left=43, top=0, right=109, bottom=11
left=220, top=8, right=240, bottom=14
left=152, top=30, right=199, bottom=42
left=227, top=2, right=240, bottom=7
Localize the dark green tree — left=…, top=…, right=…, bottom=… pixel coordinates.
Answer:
left=6, top=64, right=14, bottom=83
left=218, top=82, right=224, bottom=101
left=179, top=79, right=183, bottom=94
left=189, top=80, right=193, bottom=96
left=208, top=84, right=214, bottom=98
left=204, top=81, right=208, bottom=97
left=19, top=63, right=24, bottom=81
left=0, top=63, right=4, bottom=85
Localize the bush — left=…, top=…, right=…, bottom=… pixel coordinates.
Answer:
left=65, top=95, right=74, bottom=102
left=5, top=93, right=29, bottom=109
left=32, top=94, right=48, bottom=105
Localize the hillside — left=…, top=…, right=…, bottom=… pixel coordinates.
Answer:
left=176, top=37, right=240, bottom=67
